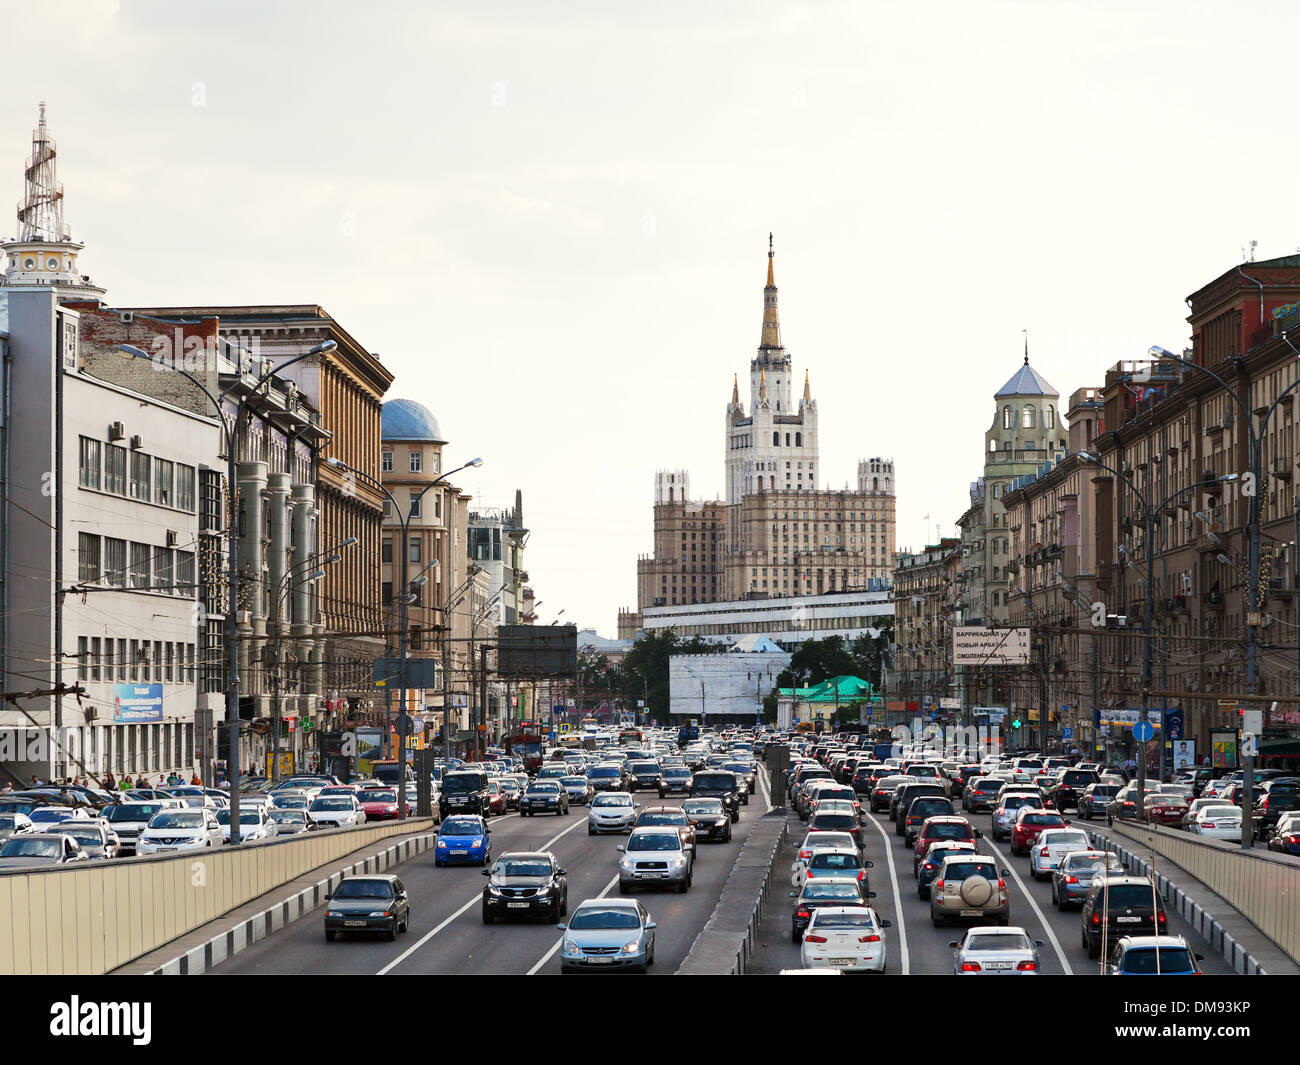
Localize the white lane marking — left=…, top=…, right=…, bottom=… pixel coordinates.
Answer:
left=981, top=837, right=1073, bottom=975
left=527, top=872, right=620, bottom=975
left=863, top=810, right=909, bottom=975
left=376, top=813, right=587, bottom=975
left=759, top=767, right=772, bottom=812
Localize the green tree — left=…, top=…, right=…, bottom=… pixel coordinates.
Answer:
left=614, top=629, right=713, bottom=721
left=850, top=617, right=895, bottom=689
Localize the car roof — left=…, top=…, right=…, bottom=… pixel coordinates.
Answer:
left=573, top=897, right=639, bottom=911
left=1115, top=934, right=1189, bottom=949
left=342, top=873, right=400, bottom=884
left=496, top=851, right=552, bottom=861
left=939, top=852, right=995, bottom=864
left=966, top=925, right=1030, bottom=937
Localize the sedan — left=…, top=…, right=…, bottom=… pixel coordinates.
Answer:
left=481, top=851, right=568, bottom=923
left=789, top=877, right=874, bottom=942
left=0, top=813, right=36, bottom=842
left=952, top=926, right=1043, bottom=974
left=356, top=787, right=406, bottom=822
left=136, top=809, right=224, bottom=854
left=1187, top=805, right=1243, bottom=840
left=1076, top=783, right=1122, bottom=820
left=0, top=832, right=89, bottom=868
left=1028, top=828, right=1091, bottom=880
left=800, top=906, right=891, bottom=973
left=1050, top=850, right=1123, bottom=909
left=634, top=807, right=697, bottom=855
left=1144, top=792, right=1189, bottom=827
left=587, top=792, right=639, bottom=835
left=216, top=804, right=276, bottom=843
left=560, top=776, right=595, bottom=806
left=657, top=766, right=693, bottom=797
left=559, top=898, right=656, bottom=973
left=435, top=815, right=492, bottom=865
left=485, top=781, right=509, bottom=817
left=55, top=820, right=121, bottom=859
left=308, top=796, right=367, bottom=828
left=267, top=808, right=317, bottom=835
left=323, top=874, right=410, bottom=942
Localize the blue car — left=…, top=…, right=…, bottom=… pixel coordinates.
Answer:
left=435, top=815, right=491, bottom=866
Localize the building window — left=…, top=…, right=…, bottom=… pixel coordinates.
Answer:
left=154, top=458, right=174, bottom=507
left=105, top=444, right=127, bottom=495
left=382, top=451, right=393, bottom=473
left=409, top=451, right=422, bottom=473
left=1003, top=406, right=1013, bottom=430
left=175, top=551, right=194, bottom=596
left=90, top=637, right=101, bottom=682
left=78, top=636, right=89, bottom=682
left=129, top=639, right=140, bottom=682
left=129, top=451, right=151, bottom=501
left=773, top=431, right=779, bottom=446
left=130, top=543, right=151, bottom=589
left=176, top=465, right=196, bottom=511
left=78, top=533, right=101, bottom=584
left=409, top=490, right=421, bottom=518
left=1045, top=404, right=1056, bottom=429
left=1022, top=405, right=1035, bottom=429
left=155, top=549, right=173, bottom=592
left=410, top=535, right=422, bottom=563
left=79, top=437, right=101, bottom=489
left=795, top=432, right=801, bottom=446
left=382, top=537, right=393, bottom=563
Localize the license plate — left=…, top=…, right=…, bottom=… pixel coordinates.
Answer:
left=985, top=961, right=1012, bottom=970
left=586, top=956, right=614, bottom=965
left=637, top=872, right=664, bottom=878
left=1117, top=916, right=1140, bottom=923
left=451, top=849, right=467, bottom=856
left=960, top=909, right=982, bottom=917
left=344, top=920, right=367, bottom=927
left=828, top=957, right=855, bottom=967
left=153, top=847, right=177, bottom=853
left=507, top=902, right=529, bottom=909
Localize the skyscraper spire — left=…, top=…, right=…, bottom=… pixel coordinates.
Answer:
left=1023, top=329, right=1029, bottom=366
left=802, top=368, right=812, bottom=406
left=731, top=373, right=740, bottom=407
left=760, top=233, right=782, bottom=350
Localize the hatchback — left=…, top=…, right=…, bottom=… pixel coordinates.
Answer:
left=435, top=815, right=491, bottom=866
left=324, top=875, right=410, bottom=941
left=1050, top=850, right=1123, bottom=909
left=952, top=926, right=1043, bottom=974
left=1106, top=934, right=1202, bottom=975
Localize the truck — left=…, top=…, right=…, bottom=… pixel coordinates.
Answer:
left=506, top=722, right=546, bottom=773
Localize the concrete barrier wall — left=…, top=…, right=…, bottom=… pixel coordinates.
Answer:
left=0, top=818, right=435, bottom=975
left=1105, top=821, right=1300, bottom=965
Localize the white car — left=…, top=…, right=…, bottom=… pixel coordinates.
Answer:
left=587, top=792, right=639, bottom=835
left=136, top=808, right=224, bottom=854
left=1028, top=828, right=1091, bottom=880
left=1188, top=805, right=1242, bottom=840
left=27, top=806, right=91, bottom=828
left=792, top=831, right=859, bottom=873
left=799, top=906, right=891, bottom=972
left=217, top=804, right=276, bottom=843
left=952, top=925, right=1042, bottom=974
left=308, top=795, right=367, bottom=828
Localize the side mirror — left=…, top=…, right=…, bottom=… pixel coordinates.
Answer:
left=1195, top=953, right=1205, bottom=961
left=556, top=868, right=566, bottom=876
left=879, top=919, right=892, bottom=928
left=324, top=893, right=332, bottom=900
left=948, top=940, right=958, bottom=949
left=1001, top=868, right=1011, bottom=877
left=973, top=829, right=982, bottom=838
left=645, top=921, right=657, bottom=930
left=556, top=923, right=566, bottom=930
left=864, top=860, right=874, bottom=868
left=480, top=869, right=490, bottom=876
left=616, top=845, right=625, bottom=853
left=788, top=891, right=797, bottom=898
left=1035, top=940, right=1044, bottom=947
left=867, top=891, right=877, bottom=899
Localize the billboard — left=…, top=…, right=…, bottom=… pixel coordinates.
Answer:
left=1210, top=729, right=1239, bottom=770
left=113, top=683, right=162, bottom=723
left=1172, top=739, right=1197, bottom=771
left=952, top=627, right=1030, bottom=665
left=496, top=625, right=578, bottom=678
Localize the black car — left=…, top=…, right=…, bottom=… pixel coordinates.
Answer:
left=682, top=797, right=733, bottom=842
left=324, top=875, right=410, bottom=942
left=627, top=761, right=663, bottom=793
left=481, top=851, right=568, bottom=923
left=1076, top=783, right=1122, bottom=820
left=902, top=796, right=958, bottom=846
left=691, top=771, right=742, bottom=822
left=1046, top=769, right=1101, bottom=813
left=950, top=765, right=983, bottom=800
left=1253, top=788, right=1300, bottom=839
left=439, top=770, right=491, bottom=819
left=658, top=766, right=693, bottom=797
left=1080, top=876, right=1167, bottom=958
left=519, top=781, right=569, bottom=817
left=587, top=764, right=628, bottom=792
left=892, top=783, right=947, bottom=834
left=788, top=878, right=875, bottom=942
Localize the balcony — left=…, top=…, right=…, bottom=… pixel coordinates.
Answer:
left=1164, top=595, right=1190, bottom=613
left=1267, top=577, right=1293, bottom=598
left=1201, top=591, right=1224, bottom=609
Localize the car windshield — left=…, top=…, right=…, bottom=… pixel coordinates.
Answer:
left=526, top=784, right=560, bottom=794
left=357, top=790, right=396, bottom=802
left=60, top=827, right=101, bottom=843
left=639, top=813, right=686, bottom=826
left=811, top=853, right=860, bottom=870
left=441, top=819, right=482, bottom=835
left=812, top=912, right=875, bottom=928
left=811, top=814, right=856, bottom=829
left=1200, top=808, right=1240, bottom=819
left=628, top=834, right=679, bottom=851
left=568, top=907, right=640, bottom=930
left=1067, top=855, right=1122, bottom=875
left=630, top=763, right=658, bottom=772
left=334, top=879, right=394, bottom=899
left=969, top=933, right=1032, bottom=951
left=803, top=884, right=861, bottom=900
left=591, top=795, right=631, bottom=808
left=311, top=799, right=351, bottom=811
left=0, top=816, right=22, bottom=830
left=591, top=767, right=621, bottom=777
left=149, top=812, right=203, bottom=828
left=1099, top=885, right=1162, bottom=908
left=683, top=800, right=723, bottom=816
left=270, top=811, right=304, bottom=822
left=943, top=862, right=995, bottom=880
left=494, top=859, right=551, bottom=877
left=664, top=768, right=690, bottom=778
left=1121, top=948, right=1196, bottom=974
left=1045, top=831, right=1088, bottom=846
left=1023, top=813, right=1065, bottom=826
left=444, top=774, right=485, bottom=792
left=0, top=838, right=60, bottom=857
left=104, top=804, right=164, bottom=821
left=30, top=809, right=68, bottom=822
left=928, top=823, right=971, bottom=839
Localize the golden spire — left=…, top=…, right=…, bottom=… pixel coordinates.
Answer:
left=803, top=368, right=811, bottom=405
left=759, top=369, right=768, bottom=404
left=731, top=373, right=740, bottom=407
left=760, top=233, right=782, bottom=349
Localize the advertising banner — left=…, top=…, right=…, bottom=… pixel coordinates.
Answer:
left=113, top=684, right=162, bottom=723
left=1172, top=739, right=1197, bottom=771
left=1210, top=729, right=1239, bottom=770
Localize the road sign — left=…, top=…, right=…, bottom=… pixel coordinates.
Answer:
left=1243, top=710, right=1263, bottom=735
left=1243, top=732, right=1259, bottom=757
left=559, top=723, right=571, bottom=735
left=1132, top=721, right=1155, bottom=742
left=1062, top=727, right=1073, bottom=740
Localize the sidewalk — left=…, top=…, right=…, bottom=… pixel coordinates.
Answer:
left=115, top=825, right=438, bottom=975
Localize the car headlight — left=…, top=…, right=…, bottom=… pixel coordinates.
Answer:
left=369, top=910, right=390, bottom=918
left=488, top=886, right=504, bottom=896
left=670, top=857, right=687, bottom=869
left=470, top=839, right=482, bottom=848
left=715, top=818, right=728, bottom=827
left=437, top=840, right=448, bottom=848
left=327, top=910, right=342, bottom=917
left=621, top=941, right=641, bottom=954
left=562, top=940, right=581, bottom=957
left=619, top=857, right=633, bottom=869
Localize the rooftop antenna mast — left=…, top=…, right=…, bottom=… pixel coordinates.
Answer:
left=18, top=102, right=69, bottom=243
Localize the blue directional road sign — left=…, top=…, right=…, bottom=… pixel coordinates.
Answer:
left=1132, top=721, right=1155, bottom=742
left=1062, top=727, right=1073, bottom=740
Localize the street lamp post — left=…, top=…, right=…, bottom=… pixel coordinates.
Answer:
left=327, top=455, right=483, bottom=818
left=1080, top=450, right=1235, bottom=820
left=120, top=338, right=338, bottom=846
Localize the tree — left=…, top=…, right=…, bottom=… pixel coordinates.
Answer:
left=850, top=617, right=895, bottom=690
left=614, top=629, right=714, bottom=720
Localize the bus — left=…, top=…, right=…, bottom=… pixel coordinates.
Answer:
left=506, top=721, right=546, bottom=772
left=618, top=726, right=643, bottom=747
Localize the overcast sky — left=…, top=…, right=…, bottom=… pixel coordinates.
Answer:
left=8, top=0, right=1300, bottom=635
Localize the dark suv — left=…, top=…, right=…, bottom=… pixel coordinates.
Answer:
left=902, top=796, right=957, bottom=846
left=439, top=770, right=491, bottom=819
left=1080, top=876, right=1167, bottom=958
left=892, top=783, right=947, bottom=835
left=691, top=771, right=742, bottom=822
left=626, top=761, right=662, bottom=793
left=1046, top=769, right=1101, bottom=813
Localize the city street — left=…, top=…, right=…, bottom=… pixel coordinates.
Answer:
left=213, top=776, right=772, bottom=976
left=749, top=798, right=1232, bottom=975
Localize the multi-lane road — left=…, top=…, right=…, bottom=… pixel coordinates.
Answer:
left=749, top=793, right=1233, bottom=974
left=212, top=777, right=773, bottom=976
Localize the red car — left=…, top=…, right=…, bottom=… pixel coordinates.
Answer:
left=485, top=780, right=509, bottom=816
left=356, top=787, right=406, bottom=821
left=1010, top=808, right=1069, bottom=855
left=1145, top=793, right=1189, bottom=826
left=911, top=816, right=980, bottom=873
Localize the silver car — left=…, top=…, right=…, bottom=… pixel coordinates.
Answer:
left=559, top=897, right=657, bottom=973
left=617, top=828, right=692, bottom=893
left=1050, top=850, right=1123, bottom=909
left=952, top=926, right=1043, bottom=974
left=587, top=792, right=639, bottom=835
left=55, top=819, right=120, bottom=859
